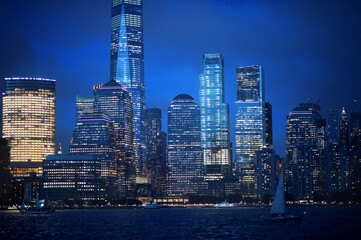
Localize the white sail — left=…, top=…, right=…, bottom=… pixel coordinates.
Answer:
left=270, top=169, right=285, bottom=215
left=20, top=198, right=26, bottom=210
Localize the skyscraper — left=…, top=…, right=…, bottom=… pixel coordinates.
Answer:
left=256, top=148, right=278, bottom=199
left=93, top=80, right=137, bottom=185
left=235, top=65, right=266, bottom=197
left=339, top=107, right=349, bottom=152
left=265, top=102, right=273, bottom=149
left=167, top=94, right=204, bottom=197
left=111, top=0, right=145, bottom=171
left=199, top=54, right=231, bottom=181
left=285, top=102, right=326, bottom=200
left=144, top=108, right=166, bottom=196
left=350, top=100, right=361, bottom=151
left=75, top=96, right=94, bottom=122
left=327, top=108, right=339, bottom=145
left=2, top=77, right=55, bottom=177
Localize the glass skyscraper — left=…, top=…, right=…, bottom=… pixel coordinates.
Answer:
left=235, top=66, right=266, bottom=197
left=2, top=77, right=55, bottom=178
left=75, top=96, right=94, bottom=122
left=327, top=108, right=339, bottom=145
left=93, top=80, right=137, bottom=185
left=286, top=103, right=326, bottom=200
left=167, top=94, right=204, bottom=197
left=111, top=0, right=145, bottom=172
left=199, top=54, right=231, bottom=181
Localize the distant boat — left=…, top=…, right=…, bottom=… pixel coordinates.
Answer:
left=144, top=203, right=161, bottom=209
left=263, top=170, right=303, bottom=222
left=19, top=189, right=55, bottom=214
left=215, top=200, right=235, bottom=208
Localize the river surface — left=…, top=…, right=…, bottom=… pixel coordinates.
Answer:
left=0, top=206, right=360, bottom=239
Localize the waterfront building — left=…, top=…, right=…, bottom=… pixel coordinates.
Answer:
left=350, top=100, right=361, bottom=151
left=285, top=102, right=326, bottom=200
left=111, top=0, right=145, bottom=171
left=42, top=154, right=105, bottom=201
left=144, top=108, right=166, bottom=196
left=167, top=94, right=204, bottom=197
left=339, top=108, right=349, bottom=152
left=256, top=148, right=278, bottom=199
left=93, top=80, right=137, bottom=186
left=235, top=65, right=266, bottom=198
left=265, top=102, right=273, bottom=149
left=75, top=96, right=94, bottom=122
left=0, top=138, right=12, bottom=205
left=199, top=54, right=231, bottom=181
left=2, top=77, right=55, bottom=178
left=327, top=144, right=347, bottom=194
left=327, top=108, right=339, bottom=145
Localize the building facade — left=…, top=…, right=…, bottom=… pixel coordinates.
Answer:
left=144, top=108, right=166, bottom=196
left=265, top=102, right=273, bottom=149
left=2, top=77, right=55, bottom=177
left=111, top=0, right=145, bottom=171
left=199, top=54, right=231, bottom=181
left=256, top=148, right=278, bottom=199
left=235, top=66, right=266, bottom=197
left=42, top=154, right=105, bottom=202
left=93, top=80, right=137, bottom=185
left=167, top=94, right=204, bottom=197
left=327, top=108, right=339, bottom=145
left=285, top=103, right=326, bottom=200
left=75, top=96, right=94, bottom=122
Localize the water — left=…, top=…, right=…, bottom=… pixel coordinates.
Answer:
left=0, top=207, right=360, bottom=239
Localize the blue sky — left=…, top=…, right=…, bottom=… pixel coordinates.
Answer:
left=1, top=0, right=360, bottom=158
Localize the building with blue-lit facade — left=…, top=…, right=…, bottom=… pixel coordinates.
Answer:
left=235, top=66, right=266, bottom=197
left=111, top=0, right=145, bottom=174
left=199, top=54, right=231, bottom=181
left=75, top=96, right=94, bottom=122
left=167, top=94, right=205, bottom=197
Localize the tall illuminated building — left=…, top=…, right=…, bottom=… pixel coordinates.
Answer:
left=75, top=96, right=94, bottom=122
left=265, top=102, right=273, bottom=149
left=94, top=80, right=137, bottom=187
left=2, top=77, right=55, bottom=177
left=285, top=102, right=326, bottom=200
left=327, top=108, right=339, bottom=145
left=111, top=0, right=145, bottom=172
left=339, top=107, right=349, bottom=152
left=144, top=108, right=166, bottom=196
left=350, top=100, right=361, bottom=151
left=235, top=66, right=266, bottom=197
left=167, top=94, right=204, bottom=197
left=199, top=54, right=231, bottom=181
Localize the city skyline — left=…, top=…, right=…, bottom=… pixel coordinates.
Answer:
left=1, top=1, right=361, bottom=158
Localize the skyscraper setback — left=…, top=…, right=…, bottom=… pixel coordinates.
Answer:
left=111, top=0, right=145, bottom=174
left=199, top=54, right=231, bottom=181
left=2, top=77, right=56, bottom=177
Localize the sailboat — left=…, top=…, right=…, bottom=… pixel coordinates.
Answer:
left=19, top=189, right=55, bottom=214
left=263, top=170, right=303, bottom=222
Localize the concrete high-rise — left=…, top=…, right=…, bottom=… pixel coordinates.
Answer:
left=235, top=66, right=266, bottom=197
left=111, top=0, right=145, bottom=172
left=199, top=54, right=231, bottom=181
left=285, top=102, right=326, bottom=200
left=167, top=94, right=204, bottom=197
left=2, top=77, right=55, bottom=177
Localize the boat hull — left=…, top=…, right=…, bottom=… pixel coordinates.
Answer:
left=264, top=215, right=303, bottom=222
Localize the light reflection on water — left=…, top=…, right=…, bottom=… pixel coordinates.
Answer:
left=0, top=207, right=360, bottom=240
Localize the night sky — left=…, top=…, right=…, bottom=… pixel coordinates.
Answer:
left=1, top=0, right=361, bottom=158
